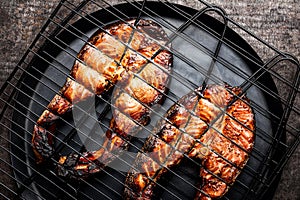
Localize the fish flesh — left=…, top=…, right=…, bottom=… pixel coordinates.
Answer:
left=31, top=19, right=172, bottom=179
left=123, top=84, right=255, bottom=199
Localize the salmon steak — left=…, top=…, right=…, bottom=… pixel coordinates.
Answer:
left=124, top=84, right=255, bottom=200
left=31, top=18, right=172, bottom=179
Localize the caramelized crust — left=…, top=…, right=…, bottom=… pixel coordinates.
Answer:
left=32, top=125, right=55, bottom=164
left=121, top=49, right=148, bottom=72
left=36, top=110, right=59, bottom=125
left=47, top=94, right=72, bottom=115
left=32, top=96, right=70, bottom=163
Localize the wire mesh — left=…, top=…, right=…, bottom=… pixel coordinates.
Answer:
left=0, top=0, right=299, bottom=199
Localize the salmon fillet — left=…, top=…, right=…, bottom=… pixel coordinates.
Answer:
left=32, top=19, right=172, bottom=180
left=124, top=84, right=255, bottom=200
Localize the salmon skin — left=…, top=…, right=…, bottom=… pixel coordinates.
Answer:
left=31, top=18, right=172, bottom=179
left=123, top=84, right=255, bottom=200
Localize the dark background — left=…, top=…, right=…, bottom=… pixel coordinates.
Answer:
left=0, top=0, right=299, bottom=199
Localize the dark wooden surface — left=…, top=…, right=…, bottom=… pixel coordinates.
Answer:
left=0, top=0, right=299, bottom=199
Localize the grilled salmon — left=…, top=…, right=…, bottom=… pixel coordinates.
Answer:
left=32, top=19, right=172, bottom=179
left=123, top=84, right=255, bottom=200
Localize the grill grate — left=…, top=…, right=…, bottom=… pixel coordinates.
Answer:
left=0, top=0, right=299, bottom=200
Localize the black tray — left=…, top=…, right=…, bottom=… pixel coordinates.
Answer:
left=10, top=2, right=284, bottom=199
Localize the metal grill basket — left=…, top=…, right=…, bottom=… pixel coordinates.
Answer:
left=0, top=0, right=299, bottom=199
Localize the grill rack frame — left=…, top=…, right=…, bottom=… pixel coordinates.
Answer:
left=0, top=0, right=299, bottom=199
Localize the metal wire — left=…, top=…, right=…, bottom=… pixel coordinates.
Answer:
left=39, top=4, right=274, bottom=187
left=0, top=1, right=284, bottom=198
left=47, top=0, right=294, bottom=157
left=0, top=0, right=299, bottom=199
left=1, top=44, right=198, bottom=200
left=0, top=0, right=262, bottom=178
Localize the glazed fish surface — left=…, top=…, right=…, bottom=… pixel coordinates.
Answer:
left=31, top=19, right=172, bottom=179
left=124, top=84, right=255, bottom=200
